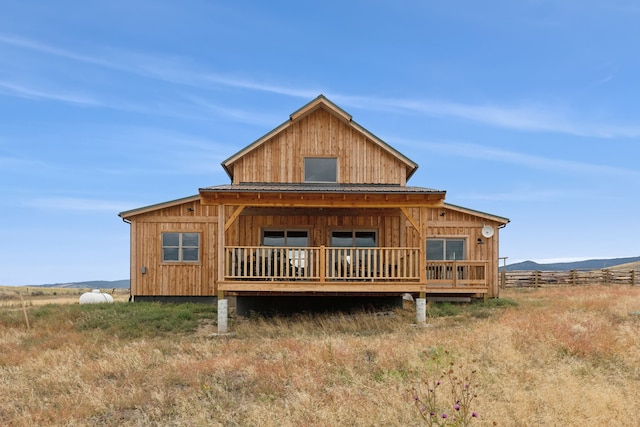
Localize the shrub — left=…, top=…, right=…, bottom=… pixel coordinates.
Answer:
left=412, top=353, right=483, bottom=426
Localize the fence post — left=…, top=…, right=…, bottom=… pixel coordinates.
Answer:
left=632, top=270, right=635, bottom=286
left=500, top=270, right=506, bottom=289
left=603, top=269, right=609, bottom=286
left=534, top=270, right=540, bottom=288
left=571, top=270, right=576, bottom=286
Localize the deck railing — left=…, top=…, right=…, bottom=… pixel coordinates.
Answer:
left=225, top=246, right=488, bottom=289
left=426, top=261, right=488, bottom=288
left=225, top=246, right=420, bottom=282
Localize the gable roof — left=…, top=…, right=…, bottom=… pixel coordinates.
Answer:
left=118, top=194, right=199, bottom=219
left=221, top=95, right=419, bottom=181
left=444, top=202, right=510, bottom=225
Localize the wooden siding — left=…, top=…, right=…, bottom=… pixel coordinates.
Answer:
left=227, top=208, right=405, bottom=248
left=125, top=201, right=503, bottom=298
left=402, top=206, right=503, bottom=297
left=121, top=97, right=507, bottom=300
left=231, top=108, right=408, bottom=185
left=127, top=200, right=218, bottom=297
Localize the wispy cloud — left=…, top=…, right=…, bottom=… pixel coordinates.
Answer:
left=458, top=189, right=569, bottom=203
left=183, top=95, right=281, bottom=127
left=336, top=94, right=640, bottom=138
left=399, top=139, right=640, bottom=178
left=0, top=81, right=100, bottom=106
left=25, top=197, right=132, bottom=213
left=4, top=33, right=640, bottom=138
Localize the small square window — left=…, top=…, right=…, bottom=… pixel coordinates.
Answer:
left=162, top=232, right=200, bottom=262
left=304, top=157, right=337, bottom=182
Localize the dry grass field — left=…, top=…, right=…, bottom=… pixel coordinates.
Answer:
left=1, top=285, right=640, bottom=426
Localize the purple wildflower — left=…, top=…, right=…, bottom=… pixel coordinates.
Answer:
left=442, top=413, right=448, bottom=419
left=454, top=404, right=460, bottom=411
left=472, top=412, right=478, bottom=418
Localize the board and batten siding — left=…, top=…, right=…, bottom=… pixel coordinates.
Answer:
left=127, top=200, right=218, bottom=296
left=402, top=207, right=502, bottom=297
left=231, top=108, right=408, bottom=185
left=126, top=202, right=502, bottom=297
left=227, top=208, right=406, bottom=248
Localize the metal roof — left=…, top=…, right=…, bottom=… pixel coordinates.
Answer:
left=200, top=182, right=445, bottom=195
left=444, top=202, right=510, bottom=225
left=118, top=194, right=199, bottom=219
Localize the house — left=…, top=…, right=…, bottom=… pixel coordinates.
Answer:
left=119, top=95, right=509, bottom=319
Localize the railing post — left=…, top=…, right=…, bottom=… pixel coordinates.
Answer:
left=452, top=261, right=457, bottom=287
left=319, top=245, right=326, bottom=282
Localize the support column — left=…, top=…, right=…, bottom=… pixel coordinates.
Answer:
left=218, top=297, right=228, bottom=334
left=416, top=297, right=426, bottom=324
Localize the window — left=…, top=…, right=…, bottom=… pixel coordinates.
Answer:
left=261, top=230, right=309, bottom=273
left=426, top=238, right=465, bottom=260
left=162, top=232, right=200, bottom=262
left=331, top=230, right=376, bottom=247
left=331, top=231, right=377, bottom=277
left=262, top=230, right=309, bottom=246
left=304, top=157, right=337, bottom=182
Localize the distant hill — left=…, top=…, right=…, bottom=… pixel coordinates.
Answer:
left=504, top=256, right=640, bottom=272
left=35, top=279, right=130, bottom=289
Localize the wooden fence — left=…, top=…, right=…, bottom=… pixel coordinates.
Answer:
left=501, top=269, right=638, bottom=288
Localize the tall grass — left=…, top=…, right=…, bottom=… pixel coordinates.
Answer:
left=1, top=286, right=639, bottom=426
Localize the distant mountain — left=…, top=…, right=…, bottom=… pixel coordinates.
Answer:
left=503, top=256, right=640, bottom=272
left=35, top=279, right=130, bottom=289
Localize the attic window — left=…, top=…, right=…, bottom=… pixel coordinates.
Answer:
left=304, top=157, right=337, bottom=182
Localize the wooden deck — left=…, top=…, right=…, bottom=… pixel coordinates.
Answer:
left=220, top=246, right=489, bottom=294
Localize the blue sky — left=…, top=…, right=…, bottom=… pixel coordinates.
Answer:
left=1, top=1, right=639, bottom=285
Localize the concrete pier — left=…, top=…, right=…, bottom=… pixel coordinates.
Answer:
left=416, top=297, right=426, bottom=324
left=218, top=299, right=228, bottom=333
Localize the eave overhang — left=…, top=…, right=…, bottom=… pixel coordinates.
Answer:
left=444, top=202, right=510, bottom=226
left=199, top=183, right=445, bottom=208
left=118, top=194, right=199, bottom=220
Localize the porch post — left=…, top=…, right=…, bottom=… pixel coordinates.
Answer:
left=419, top=207, right=427, bottom=285
left=217, top=204, right=228, bottom=334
